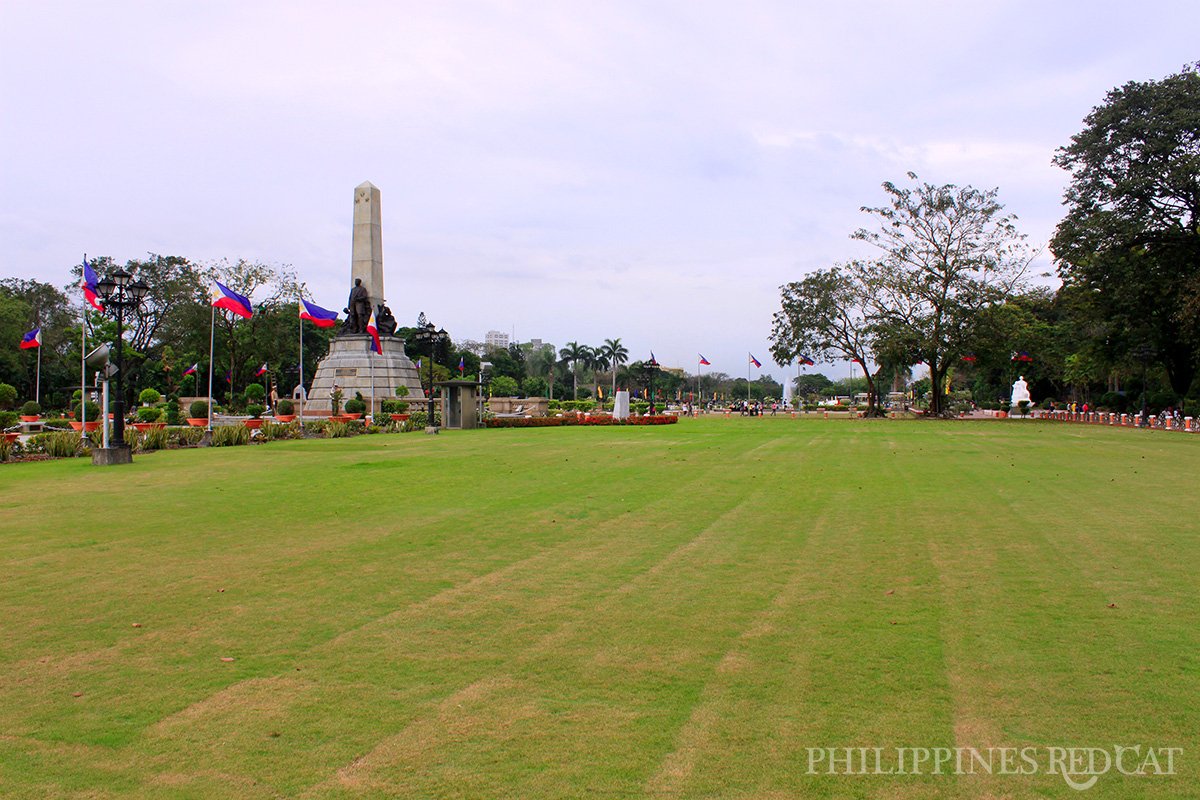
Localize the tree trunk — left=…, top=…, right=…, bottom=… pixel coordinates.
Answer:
left=928, top=361, right=942, bottom=416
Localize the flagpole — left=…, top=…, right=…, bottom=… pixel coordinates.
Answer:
left=80, top=308, right=87, bottom=438
left=35, top=343, right=41, bottom=405
left=298, top=310, right=305, bottom=428
left=207, top=305, right=215, bottom=431
left=369, top=344, right=375, bottom=424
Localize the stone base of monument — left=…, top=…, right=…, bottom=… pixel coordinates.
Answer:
left=91, top=446, right=133, bottom=466
left=308, top=334, right=424, bottom=414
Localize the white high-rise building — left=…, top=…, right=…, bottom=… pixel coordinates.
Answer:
left=485, top=330, right=510, bottom=350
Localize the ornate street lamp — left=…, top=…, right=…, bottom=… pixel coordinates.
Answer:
left=95, top=268, right=150, bottom=449
left=638, top=355, right=660, bottom=416
left=413, top=312, right=448, bottom=429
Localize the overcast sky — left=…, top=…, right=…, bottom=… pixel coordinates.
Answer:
left=2, top=1, right=1197, bottom=381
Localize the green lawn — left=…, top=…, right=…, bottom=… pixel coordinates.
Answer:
left=0, top=418, right=1196, bottom=798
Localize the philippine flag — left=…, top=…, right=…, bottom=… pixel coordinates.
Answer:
left=81, top=257, right=104, bottom=311
left=962, top=353, right=978, bottom=363
left=457, top=355, right=465, bottom=373
left=299, top=298, right=339, bottom=328
left=800, top=356, right=815, bottom=366
left=698, top=354, right=711, bottom=366
left=365, top=311, right=382, bottom=354
left=749, top=353, right=761, bottom=368
left=255, top=362, right=268, bottom=377
left=20, top=327, right=41, bottom=349
left=1011, top=351, right=1033, bottom=363
left=648, top=351, right=659, bottom=366
left=183, top=363, right=198, bottom=376
left=211, top=281, right=253, bottom=319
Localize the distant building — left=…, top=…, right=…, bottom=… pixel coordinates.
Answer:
left=485, top=330, right=510, bottom=350
left=524, top=338, right=554, bottom=354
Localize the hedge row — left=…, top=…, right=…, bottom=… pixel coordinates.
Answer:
left=485, top=415, right=679, bottom=429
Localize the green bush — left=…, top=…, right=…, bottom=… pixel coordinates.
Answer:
left=490, top=375, right=520, bottom=397
left=189, top=400, right=209, bottom=419
left=277, top=398, right=294, bottom=415
left=137, top=406, right=163, bottom=422
left=521, top=376, right=548, bottom=397
left=245, top=383, right=266, bottom=403
left=211, top=425, right=250, bottom=447
left=139, top=388, right=162, bottom=405
left=21, top=400, right=40, bottom=416
left=40, top=417, right=73, bottom=429
left=344, top=398, right=366, bottom=415
left=303, top=419, right=329, bottom=436
left=172, top=427, right=205, bottom=447
left=0, top=438, right=13, bottom=461
left=325, top=421, right=355, bottom=438
left=1097, top=391, right=1127, bottom=412
left=380, top=398, right=400, bottom=414
left=164, top=400, right=182, bottom=425
left=631, top=401, right=650, bottom=415
left=0, top=383, right=16, bottom=410
left=34, top=431, right=83, bottom=458
left=0, top=411, right=19, bottom=430
left=74, top=401, right=100, bottom=422
left=141, top=426, right=170, bottom=451
left=245, top=403, right=265, bottom=418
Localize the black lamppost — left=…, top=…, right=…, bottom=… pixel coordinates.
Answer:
left=1132, top=342, right=1155, bottom=427
left=95, top=268, right=149, bottom=448
left=413, top=313, right=448, bottom=428
left=638, top=355, right=660, bottom=415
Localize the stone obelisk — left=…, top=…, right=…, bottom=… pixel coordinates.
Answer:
left=352, top=181, right=385, bottom=311
left=305, top=182, right=423, bottom=414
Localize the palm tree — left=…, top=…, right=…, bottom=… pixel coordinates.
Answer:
left=589, top=347, right=610, bottom=402
left=528, top=346, right=556, bottom=399
left=559, top=341, right=588, bottom=400
left=600, top=338, right=628, bottom=398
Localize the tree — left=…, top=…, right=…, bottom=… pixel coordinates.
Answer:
left=599, top=337, right=628, bottom=397
left=770, top=266, right=883, bottom=414
left=792, top=372, right=834, bottom=401
left=559, top=341, right=588, bottom=400
left=1051, top=62, right=1200, bottom=399
left=854, top=174, right=1034, bottom=416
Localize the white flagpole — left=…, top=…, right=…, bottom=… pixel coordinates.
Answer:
left=369, top=344, right=376, bottom=423
left=35, top=341, right=41, bottom=404
left=298, top=309, right=305, bottom=428
left=207, top=305, right=215, bottom=431
left=80, top=312, right=87, bottom=435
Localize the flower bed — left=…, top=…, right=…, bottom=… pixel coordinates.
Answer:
left=485, top=415, right=678, bottom=429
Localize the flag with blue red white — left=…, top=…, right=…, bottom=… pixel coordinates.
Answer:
left=800, top=355, right=815, bottom=366
left=1011, top=351, right=1033, bottom=362
left=365, top=311, right=382, bottom=354
left=698, top=354, right=711, bottom=366
left=225, top=370, right=232, bottom=384
left=255, top=362, right=268, bottom=377
left=299, top=298, right=339, bottom=328
left=211, top=281, right=254, bottom=319
left=648, top=352, right=659, bottom=366
left=20, top=327, right=41, bottom=349
left=458, top=355, right=465, bottom=373
left=183, top=363, right=198, bottom=376
left=749, top=353, right=761, bottom=368
left=81, top=257, right=104, bottom=311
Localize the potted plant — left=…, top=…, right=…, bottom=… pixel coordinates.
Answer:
left=1017, top=400, right=1030, bottom=418
left=139, top=387, right=162, bottom=406
left=134, top=406, right=166, bottom=431
left=343, top=397, right=366, bottom=420
left=390, top=385, right=411, bottom=422
left=71, top=400, right=102, bottom=432
left=187, top=399, right=209, bottom=427
left=275, top=398, right=296, bottom=422
left=244, top=403, right=265, bottom=429
left=20, top=400, right=40, bottom=422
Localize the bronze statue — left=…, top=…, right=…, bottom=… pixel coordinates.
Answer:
left=376, top=303, right=397, bottom=337
left=344, top=278, right=371, bottom=334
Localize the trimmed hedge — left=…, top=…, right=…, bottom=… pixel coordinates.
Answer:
left=485, top=414, right=679, bottom=428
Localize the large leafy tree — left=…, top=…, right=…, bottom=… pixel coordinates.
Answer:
left=770, top=266, right=883, bottom=414
left=558, top=341, right=588, bottom=399
left=1051, top=62, right=1200, bottom=398
left=854, top=175, right=1033, bottom=416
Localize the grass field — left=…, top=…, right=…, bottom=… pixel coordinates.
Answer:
left=1, top=417, right=1196, bottom=799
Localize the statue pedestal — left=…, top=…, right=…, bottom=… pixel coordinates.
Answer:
left=307, top=335, right=424, bottom=414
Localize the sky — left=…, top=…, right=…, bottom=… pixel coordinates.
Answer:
left=2, top=1, right=1198, bottom=384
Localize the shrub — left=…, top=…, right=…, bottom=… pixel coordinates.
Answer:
left=34, top=431, right=83, bottom=458
left=0, top=383, right=16, bottom=410
left=123, top=427, right=142, bottom=450
left=21, top=400, right=40, bottom=416
left=137, top=406, right=163, bottom=422
left=211, top=425, right=250, bottom=446
left=0, top=411, right=18, bottom=430
left=303, top=419, right=329, bottom=436
left=189, top=400, right=209, bottom=419
left=141, top=426, right=170, bottom=451
left=1147, top=390, right=1176, bottom=413
left=40, top=417, right=73, bottom=430
left=164, top=400, right=182, bottom=425
left=521, top=376, right=548, bottom=398
left=0, top=438, right=13, bottom=461
left=245, top=403, right=265, bottom=418
left=1097, top=391, right=1127, bottom=412
left=380, top=399, right=400, bottom=414
left=259, top=420, right=300, bottom=441
left=75, top=401, right=100, bottom=422
left=344, top=398, right=366, bottom=415
left=139, top=388, right=162, bottom=405
left=172, top=427, right=205, bottom=447
left=490, top=375, right=520, bottom=397
left=631, top=401, right=650, bottom=415
left=325, top=421, right=355, bottom=438
left=277, top=398, right=294, bottom=415
left=244, top=383, right=266, bottom=403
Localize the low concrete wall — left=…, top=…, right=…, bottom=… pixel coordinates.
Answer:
left=488, top=397, right=549, bottom=416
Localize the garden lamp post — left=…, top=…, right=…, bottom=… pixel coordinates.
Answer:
left=413, top=313, right=448, bottom=429
left=95, top=268, right=150, bottom=448
left=638, top=356, right=660, bottom=416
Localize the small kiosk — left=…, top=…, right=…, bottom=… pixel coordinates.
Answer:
left=436, top=380, right=480, bottom=430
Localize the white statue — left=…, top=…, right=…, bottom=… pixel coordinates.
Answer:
left=1011, top=375, right=1031, bottom=407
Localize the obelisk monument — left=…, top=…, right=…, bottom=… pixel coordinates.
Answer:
left=305, top=182, right=423, bottom=414
left=352, top=181, right=385, bottom=311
